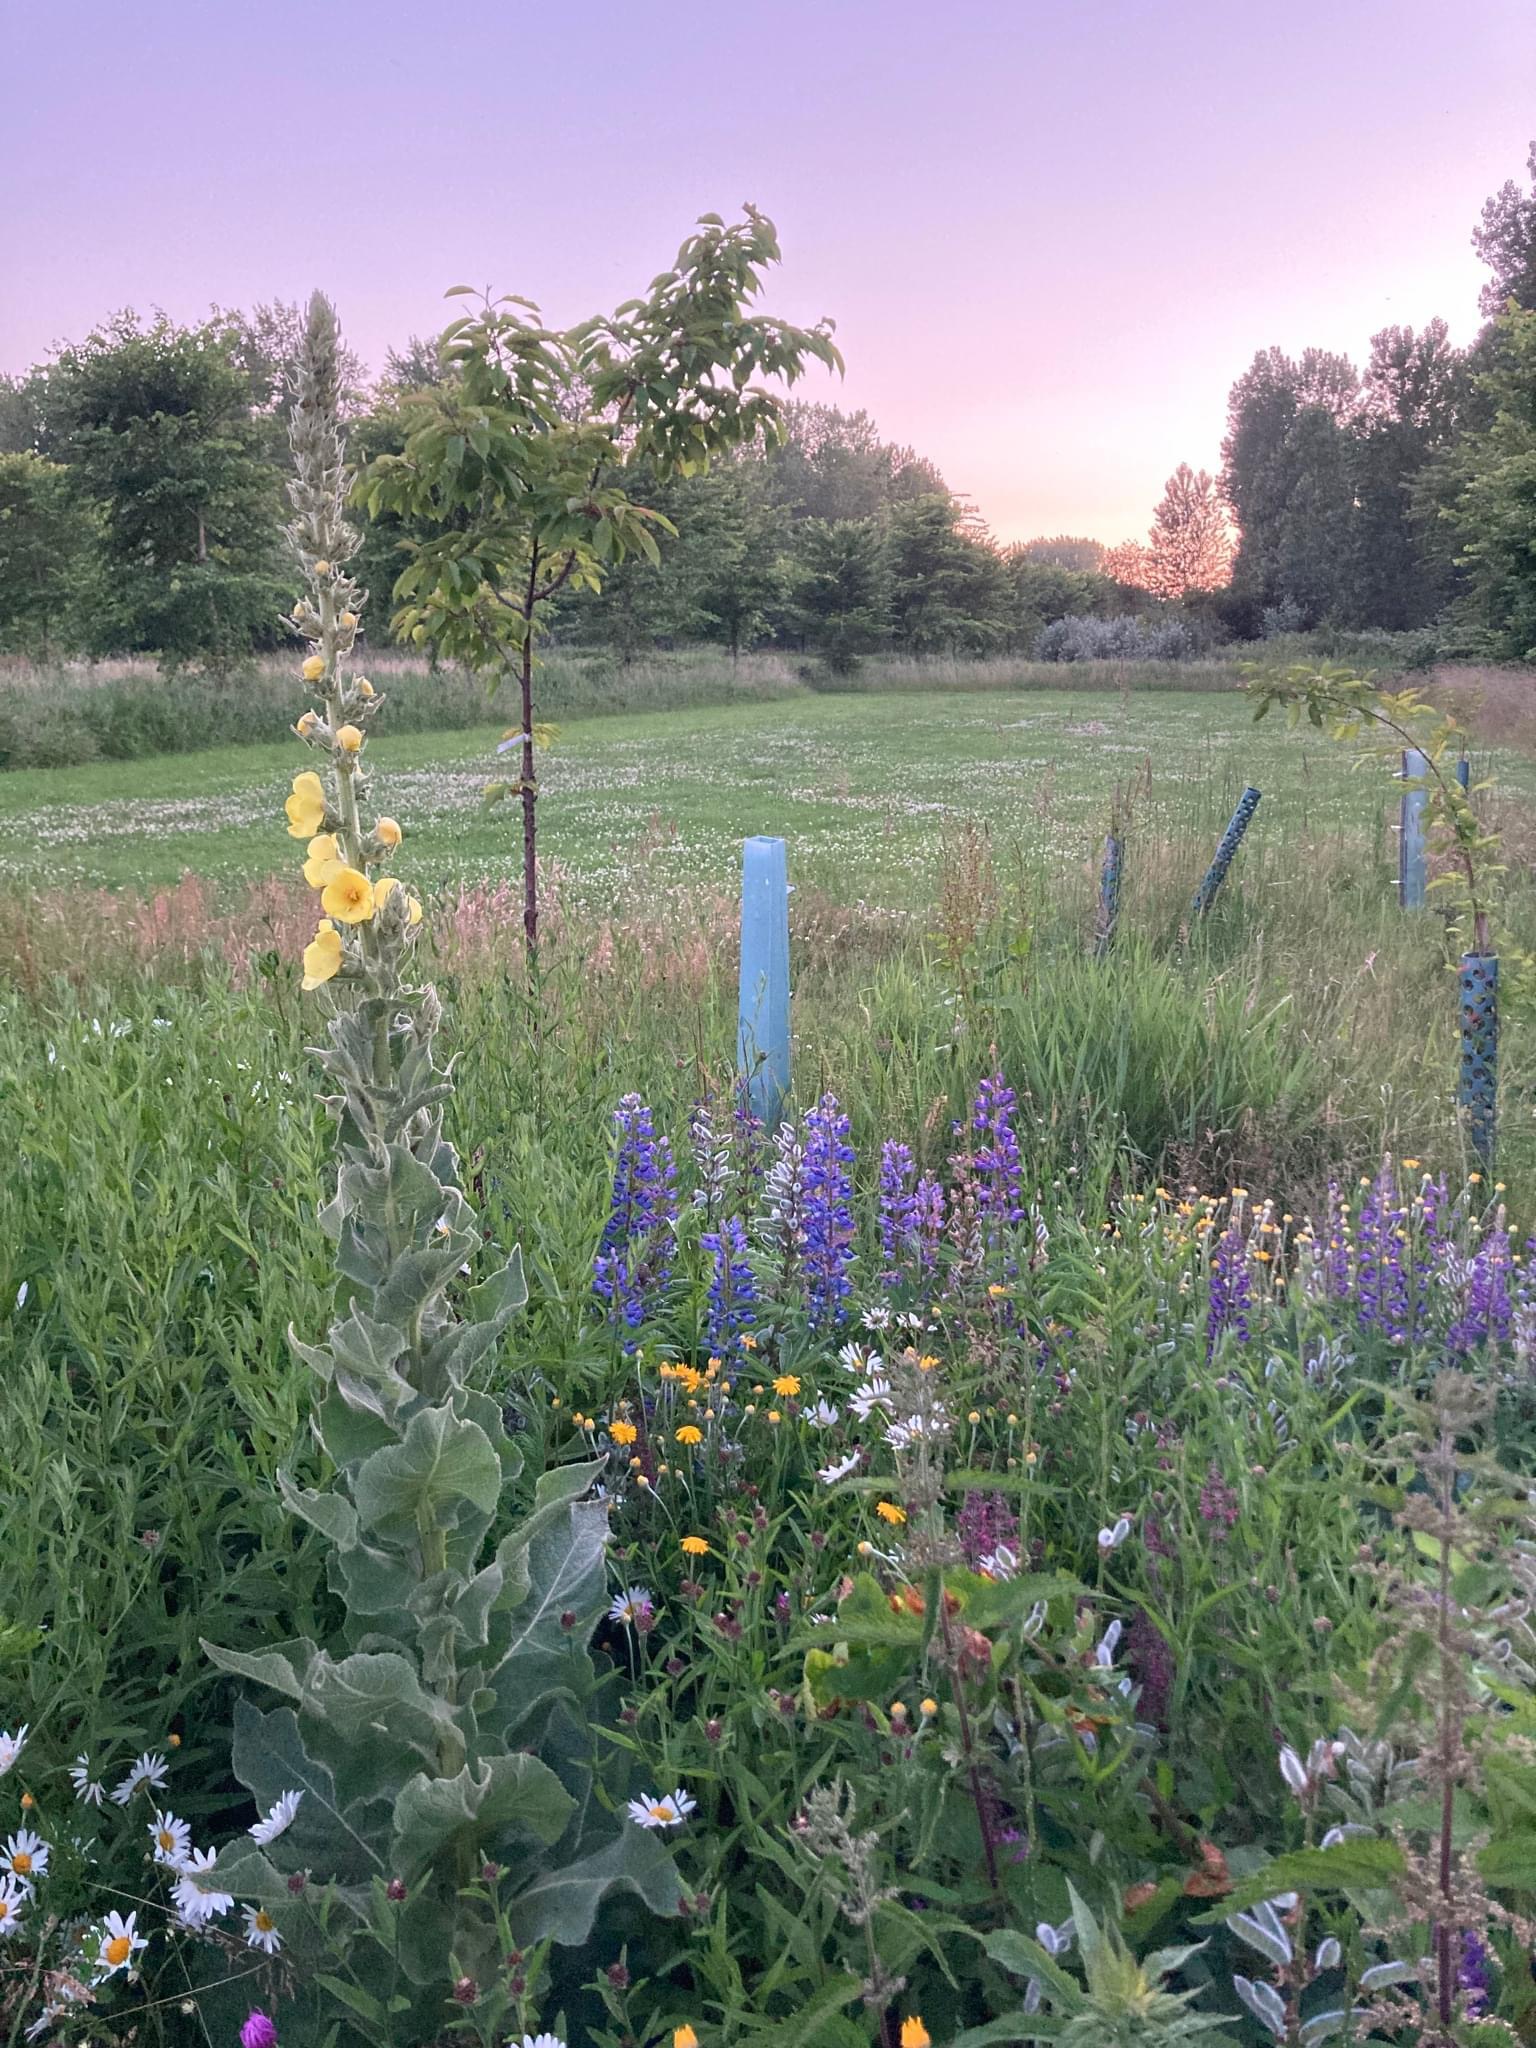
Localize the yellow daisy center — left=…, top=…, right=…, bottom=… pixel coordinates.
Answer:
left=10, top=1852, right=30, bottom=1874
left=254, top=1909, right=275, bottom=1933
left=105, top=1934, right=131, bottom=1965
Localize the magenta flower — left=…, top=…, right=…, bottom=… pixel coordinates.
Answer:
left=240, top=2014, right=278, bottom=2048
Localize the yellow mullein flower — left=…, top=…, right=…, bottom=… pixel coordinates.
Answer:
left=675, top=1424, right=703, bottom=1446
left=303, top=833, right=343, bottom=890
left=674, top=2029, right=700, bottom=2048
left=772, top=1374, right=800, bottom=1398
left=301, top=921, right=344, bottom=990
left=376, top=816, right=402, bottom=848
left=302, top=654, right=325, bottom=682
left=335, top=723, right=364, bottom=753
left=901, top=2021, right=931, bottom=2048
left=285, top=771, right=327, bottom=838
left=321, top=868, right=375, bottom=925
left=294, top=710, right=320, bottom=739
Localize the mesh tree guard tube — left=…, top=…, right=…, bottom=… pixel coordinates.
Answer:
left=1459, top=952, right=1498, bottom=1167
left=738, top=834, right=791, bottom=1127
left=1094, top=831, right=1122, bottom=958
left=1191, top=786, right=1262, bottom=918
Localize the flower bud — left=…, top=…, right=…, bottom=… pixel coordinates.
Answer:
left=376, top=816, right=402, bottom=847
left=302, top=655, right=325, bottom=682
left=336, top=724, right=364, bottom=753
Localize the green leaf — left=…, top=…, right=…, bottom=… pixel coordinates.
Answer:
left=229, top=1697, right=390, bottom=1878
left=1212, top=1838, right=1407, bottom=1914
left=1478, top=1829, right=1536, bottom=1890
left=353, top=1403, right=501, bottom=1539
left=390, top=1754, right=574, bottom=1878
left=202, top=1639, right=316, bottom=1704
left=504, top=1823, right=682, bottom=1946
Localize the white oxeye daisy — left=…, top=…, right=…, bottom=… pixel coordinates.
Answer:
left=94, top=1908, right=147, bottom=1977
left=111, top=1751, right=169, bottom=1806
left=149, top=1811, right=191, bottom=1868
left=978, top=1544, right=1019, bottom=1581
left=817, top=1450, right=860, bottom=1485
left=625, top=1788, right=697, bottom=1830
left=607, top=1587, right=655, bottom=1627
left=0, top=1876, right=26, bottom=1938
left=806, top=1398, right=841, bottom=1428
left=0, top=1727, right=27, bottom=1777
left=242, top=1904, right=283, bottom=1955
left=837, top=1342, right=879, bottom=1375
left=521, top=2034, right=567, bottom=2048
left=248, top=1789, right=303, bottom=1846
left=171, top=1847, right=234, bottom=1927
left=850, top=1376, right=894, bottom=1420
left=2, top=1830, right=48, bottom=1887
left=69, top=1754, right=104, bottom=1806
left=1096, top=1517, right=1132, bottom=1552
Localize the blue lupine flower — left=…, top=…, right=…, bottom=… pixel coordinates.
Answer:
left=593, top=1094, right=677, bottom=1339
left=1448, top=1218, right=1513, bottom=1355
left=877, top=1141, right=918, bottom=1282
left=972, top=1072, right=1024, bottom=1230
left=1207, top=1218, right=1251, bottom=1361
left=701, top=1215, right=756, bottom=1352
left=803, top=1093, right=855, bottom=1329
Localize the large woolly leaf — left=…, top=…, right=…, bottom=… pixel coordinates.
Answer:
left=277, top=1470, right=359, bottom=1548
left=229, top=1698, right=390, bottom=1879
left=390, top=1754, right=574, bottom=1878
left=353, top=1403, right=501, bottom=1540
left=202, top=1639, right=319, bottom=1704
left=504, top=1823, right=683, bottom=1946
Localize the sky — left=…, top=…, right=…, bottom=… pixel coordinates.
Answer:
left=3, top=0, right=1533, bottom=544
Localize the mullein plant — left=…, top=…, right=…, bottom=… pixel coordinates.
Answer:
left=205, top=297, right=681, bottom=2044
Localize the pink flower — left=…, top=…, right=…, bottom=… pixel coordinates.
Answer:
left=240, top=2013, right=278, bottom=2048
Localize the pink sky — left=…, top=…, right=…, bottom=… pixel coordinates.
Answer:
left=4, top=0, right=1532, bottom=543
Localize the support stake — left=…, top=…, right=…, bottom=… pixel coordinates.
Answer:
left=1458, top=952, right=1498, bottom=1168
left=738, top=835, right=791, bottom=1128
left=1399, top=749, right=1428, bottom=909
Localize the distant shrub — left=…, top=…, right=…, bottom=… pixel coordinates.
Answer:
left=1260, top=596, right=1306, bottom=638
left=1033, top=612, right=1196, bottom=662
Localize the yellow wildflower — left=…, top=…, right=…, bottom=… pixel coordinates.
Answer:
left=920, top=1697, right=938, bottom=1717
left=675, top=1424, right=703, bottom=1446
left=294, top=710, right=320, bottom=739
left=285, top=770, right=327, bottom=838
left=610, top=1420, right=638, bottom=1446
left=339, top=611, right=358, bottom=630
left=313, top=559, right=331, bottom=575
left=321, top=867, right=375, bottom=925
left=917, top=1354, right=940, bottom=1371
left=901, top=2021, right=931, bottom=2048
left=740, top=1333, right=757, bottom=1351
left=674, top=2029, right=700, bottom=2048
left=376, top=815, right=402, bottom=848
left=303, top=833, right=344, bottom=890
left=301, top=921, right=344, bottom=990
left=302, top=654, right=325, bottom=682
left=772, top=1374, right=800, bottom=1398
left=336, top=723, right=364, bottom=753
left=875, top=1501, right=906, bottom=1526
left=680, top=1535, right=710, bottom=1557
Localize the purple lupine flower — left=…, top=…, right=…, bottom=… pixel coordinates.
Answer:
left=803, top=1094, right=856, bottom=1328
left=1458, top=1929, right=1492, bottom=2016
left=1206, top=1221, right=1251, bottom=1361
left=730, top=1085, right=767, bottom=1214
left=689, top=1097, right=732, bottom=1220
left=878, top=1141, right=919, bottom=1283
left=593, top=1094, right=677, bottom=1338
left=957, top=1490, right=1019, bottom=1571
left=971, top=1071, right=1024, bottom=1230
left=240, top=2016, right=279, bottom=2048
left=1355, top=1160, right=1410, bottom=1341
left=914, top=1173, right=946, bottom=1282
left=1448, top=1220, right=1513, bottom=1354
left=701, top=1215, right=755, bottom=1352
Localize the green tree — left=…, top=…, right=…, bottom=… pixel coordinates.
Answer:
left=885, top=493, right=1009, bottom=652
left=1438, top=304, right=1536, bottom=657
left=1221, top=346, right=1358, bottom=618
left=1347, top=320, right=1465, bottom=627
left=1473, top=140, right=1536, bottom=320
left=0, top=454, right=93, bottom=653
left=0, top=370, right=52, bottom=457
left=50, top=312, right=285, bottom=663
left=1002, top=549, right=1119, bottom=649
left=362, top=207, right=840, bottom=960
left=690, top=459, right=789, bottom=656
left=767, top=402, right=944, bottom=520
left=790, top=516, right=890, bottom=670
left=1015, top=534, right=1106, bottom=572
left=1142, top=463, right=1233, bottom=600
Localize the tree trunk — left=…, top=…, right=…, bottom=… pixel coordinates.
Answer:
left=520, top=639, right=537, bottom=967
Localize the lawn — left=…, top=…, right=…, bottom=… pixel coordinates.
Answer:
left=2, top=683, right=1526, bottom=908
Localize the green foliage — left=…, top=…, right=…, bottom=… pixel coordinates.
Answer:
left=790, top=516, right=891, bottom=672
left=0, top=452, right=94, bottom=655
left=1438, top=305, right=1536, bottom=659
left=48, top=311, right=287, bottom=665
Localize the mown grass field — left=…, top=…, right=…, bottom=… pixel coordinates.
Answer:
left=4, top=681, right=1531, bottom=907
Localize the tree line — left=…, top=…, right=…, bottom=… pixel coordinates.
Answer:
left=3, top=142, right=1535, bottom=669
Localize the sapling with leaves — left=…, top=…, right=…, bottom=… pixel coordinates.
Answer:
left=204, top=294, right=682, bottom=2047
left=360, top=206, right=842, bottom=965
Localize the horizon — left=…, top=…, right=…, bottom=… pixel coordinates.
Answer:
left=3, top=0, right=1532, bottom=545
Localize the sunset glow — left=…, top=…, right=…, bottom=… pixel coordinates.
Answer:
left=3, top=0, right=1532, bottom=542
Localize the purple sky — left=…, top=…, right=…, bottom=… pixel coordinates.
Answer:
left=5, top=0, right=1532, bottom=542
